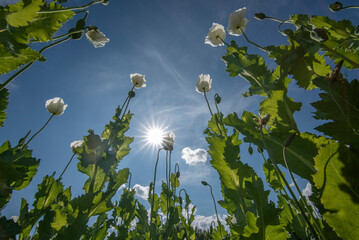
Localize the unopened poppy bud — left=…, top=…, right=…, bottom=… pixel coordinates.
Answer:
left=128, top=90, right=136, bottom=98
left=214, top=94, right=221, bottom=104
left=311, top=28, right=328, bottom=42
left=282, top=29, right=294, bottom=37
left=201, top=181, right=209, bottom=186
left=254, top=13, right=266, bottom=20
left=102, top=0, right=109, bottom=5
left=329, top=2, right=342, bottom=12
left=176, top=171, right=180, bottom=178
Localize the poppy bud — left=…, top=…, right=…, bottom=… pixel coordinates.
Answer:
left=254, top=13, right=266, bottom=20
left=128, top=90, right=136, bottom=98
left=214, top=94, right=221, bottom=104
left=201, top=181, right=209, bottom=186
left=329, top=2, right=342, bottom=12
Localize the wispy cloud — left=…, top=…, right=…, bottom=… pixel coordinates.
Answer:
left=181, top=147, right=208, bottom=165
left=180, top=164, right=212, bottom=185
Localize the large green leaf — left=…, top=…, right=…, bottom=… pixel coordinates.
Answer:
left=0, top=33, right=41, bottom=75
left=222, top=41, right=277, bottom=97
left=259, top=90, right=301, bottom=132
left=4, top=0, right=44, bottom=27
left=33, top=175, right=64, bottom=211
left=224, top=111, right=329, bottom=181
left=312, top=78, right=359, bottom=150
left=312, top=142, right=359, bottom=240
left=19, top=2, right=74, bottom=42
left=0, top=140, right=39, bottom=208
left=267, top=45, right=331, bottom=90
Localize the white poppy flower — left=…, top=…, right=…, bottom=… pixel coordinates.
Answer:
left=45, top=97, right=68, bottom=116
left=162, top=132, right=175, bottom=151
left=86, top=26, right=110, bottom=48
left=205, top=23, right=226, bottom=47
left=227, top=7, right=249, bottom=36
left=130, top=73, right=146, bottom=88
left=70, top=140, right=84, bottom=153
left=195, top=74, right=212, bottom=93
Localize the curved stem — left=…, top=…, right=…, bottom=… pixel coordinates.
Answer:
left=283, top=147, right=326, bottom=239
left=341, top=5, right=359, bottom=10
left=36, top=0, right=104, bottom=14
left=260, top=127, right=320, bottom=240
left=203, top=90, right=213, bottom=116
left=150, top=148, right=162, bottom=224
left=207, top=184, right=222, bottom=239
left=22, top=114, right=55, bottom=150
left=179, top=188, right=189, bottom=223
left=238, top=26, right=269, bottom=53
left=1, top=36, right=71, bottom=91
left=58, top=153, right=76, bottom=180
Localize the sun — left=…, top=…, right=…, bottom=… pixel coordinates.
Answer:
left=145, top=127, right=164, bottom=146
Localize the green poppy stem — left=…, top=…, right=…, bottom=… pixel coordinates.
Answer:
left=203, top=90, right=213, bottom=116
left=218, top=37, right=230, bottom=47
left=259, top=126, right=320, bottom=240
left=36, top=0, right=104, bottom=14
left=21, top=114, right=55, bottom=151
left=179, top=188, right=189, bottom=224
left=206, top=183, right=222, bottom=239
left=58, top=152, right=76, bottom=180
left=165, top=150, right=169, bottom=222
left=120, top=86, right=135, bottom=119
left=341, top=5, right=359, bottom=10
left=238, top=26, right=269, bottom=53
left=283, top=146, right=326, bottom=239
left=1, top=36, right=72, bottom=91
left=150, top=148, right=162, bottom=224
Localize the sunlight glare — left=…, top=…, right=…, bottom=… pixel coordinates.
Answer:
left=146, top=127, right=164, bottom=146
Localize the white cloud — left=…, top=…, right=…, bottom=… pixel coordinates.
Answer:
left=191, top=214, right=227, bottom=230
left=181, top=147, right=208, bottom=165
left=132, top=184, right=149, bottom=200
left=302, top=182, right=313, bottom=198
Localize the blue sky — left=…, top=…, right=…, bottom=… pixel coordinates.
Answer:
left=1, top=0, right=359, bottom=229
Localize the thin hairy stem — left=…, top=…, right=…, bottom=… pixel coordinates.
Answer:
left=165, top=150, right=169, bottom=222
left=260, top=127, right=320, bottom=240
left=179, top=188, right=189, bottom=224
left=283, top=147, right=326, bottom=239
left=1, top=36, right=71, bottom=91
left=58, top=153, right=76, bottom=180
left=203, top=90, right=213, bottom=116
left=218, top=36, right=230, bottom=47
left=150, top=148, right=162, bottom=224
left=37, top=0, right=104, bottom=14
left=22, top=114, right=55, bottom=151
left=208, top=184, right=222, bottom=239
left=238, top=26, right=269, bottom=53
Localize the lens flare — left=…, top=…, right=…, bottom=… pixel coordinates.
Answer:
left=146, top=127, right=164, bottom=146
